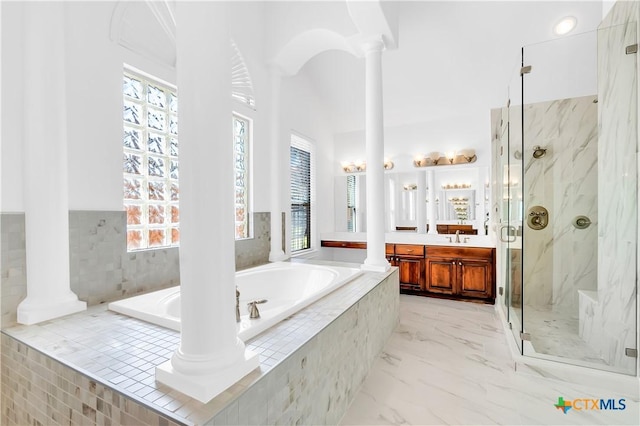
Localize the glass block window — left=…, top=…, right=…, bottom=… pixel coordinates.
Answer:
left=123, top=69, right=179, bottom=251
left=233, top=113, right=251, bottom=239
left=290, top=134, right=315, bottom=253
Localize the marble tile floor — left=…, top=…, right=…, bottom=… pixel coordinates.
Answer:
left=521, top=305, right=608, bottom=366
left=341, top=295, right=639, bottom=426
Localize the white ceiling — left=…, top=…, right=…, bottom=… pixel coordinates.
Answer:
left=298, top=1, right=605, bottom=158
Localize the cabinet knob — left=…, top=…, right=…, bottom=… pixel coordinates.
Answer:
left=459, top=262, right=462, bottom=266
left=452, top=261, right=456, bottom=265
left=406, top=249, right=413, bottom=253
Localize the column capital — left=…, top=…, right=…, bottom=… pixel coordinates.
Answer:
left=360, top=36, right=385, bottom=55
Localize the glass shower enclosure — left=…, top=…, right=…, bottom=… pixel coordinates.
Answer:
left=495, top=17, right=638, bottom=375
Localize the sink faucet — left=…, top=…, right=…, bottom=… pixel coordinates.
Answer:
left=236, top=287, right=240, bottom=322
left=455, top=230, right=461, bottom=243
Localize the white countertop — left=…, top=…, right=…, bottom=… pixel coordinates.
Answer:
left=321, top=232, right=496, bottom=248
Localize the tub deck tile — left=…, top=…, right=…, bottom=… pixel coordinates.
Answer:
left=2, top=264, right=396, bottom=425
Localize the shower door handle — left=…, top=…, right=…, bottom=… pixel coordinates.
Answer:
left=499, top=225, right=517, bottom=243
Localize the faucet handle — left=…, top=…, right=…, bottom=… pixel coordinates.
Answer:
left=247, top=299, right=268, bottom=319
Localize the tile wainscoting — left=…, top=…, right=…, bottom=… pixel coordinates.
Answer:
left=1, top=211, right=271, bottom=328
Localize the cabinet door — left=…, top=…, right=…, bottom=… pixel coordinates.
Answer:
left=425, top=257, right=455, bottom=294
left=397, top=257, right=424, bottom=291
left=458, top=258, right=493, bottom=299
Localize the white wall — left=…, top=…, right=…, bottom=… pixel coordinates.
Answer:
left=1, top=1, right=25, bottom=212
left=1, top=2, right=176, bottom=212
left=1, top=1, right=334, bottom=223
left=281, top=71, right=335, bottom=252
left=333, top=114, right=492, bottom=176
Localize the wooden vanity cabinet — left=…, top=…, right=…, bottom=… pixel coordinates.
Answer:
left=425, top=246, right=494, bottom=300
left=386, top=244, right=425, bottom=292
left=321, top=239, right=495, bottom=303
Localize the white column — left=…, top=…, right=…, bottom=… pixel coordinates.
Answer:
left=416, top=170, right=427, bottom=233
left=269, top=67, right=288, bottom=261
left=356, top=174, right=367, bottom=232
left=156, top=2, right=258, bottom=403
left=427, top=170, right=438, bottom=234
left=17, top=2, right=86, bottom=325
left=362, top=38, right=390, bottom=272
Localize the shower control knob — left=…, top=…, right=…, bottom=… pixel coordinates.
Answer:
left=526, top=206, right=549, bottom=230
left=573, top=215, right=592, bottom=230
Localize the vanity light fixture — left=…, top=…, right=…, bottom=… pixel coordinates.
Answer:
left=413, top=149, right=477, bottom=167
left=341, top=160, right=366, bottom=173
left=403, top=183, right=417, bottom=191
left=553, top=16, right=577, bottom=36
left=449, top=197, right=469, bottom=206
left=342, top=158, right=394, bottom=173
left=442, top=183, right=472, bottom=190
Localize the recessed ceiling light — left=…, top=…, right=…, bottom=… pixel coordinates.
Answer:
left=554, top=16, right=577, bottom=36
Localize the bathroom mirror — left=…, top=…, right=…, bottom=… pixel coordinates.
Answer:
left=334, top=174, right=366, bottom=232
left=334, top=166, right=490, bottom=234
left=440, top=189, right=476, bottom=221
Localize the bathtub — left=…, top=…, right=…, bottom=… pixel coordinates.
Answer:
left=108, top=262, right=362, bottom=341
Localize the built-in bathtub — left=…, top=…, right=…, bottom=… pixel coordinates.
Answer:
left=108, top=261, right=362, bottom=341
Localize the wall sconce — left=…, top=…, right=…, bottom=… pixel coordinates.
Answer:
left=442, top=183, right=472, bottom=190
left=413, top=152, right=442, bottom=167
left=403, top=183, right=417, bottom=190
left=445, top=151, right=456, bottom=164
left=460, top=149, right=477, bottom=162
left=413, top=149, right=477, bottom=167
left=342, top=158, right=394, bottom=173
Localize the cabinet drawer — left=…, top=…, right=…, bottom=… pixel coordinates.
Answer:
left=321, top=240, right=367, bottom=249
left=427, top=246, right=493, bottom=259
left=395, top=244, right=425, bottom=256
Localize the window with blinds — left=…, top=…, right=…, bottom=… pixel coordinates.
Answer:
left=347, top=175, right=356, bottom=232
left=290, top=135, right=314, bottom=252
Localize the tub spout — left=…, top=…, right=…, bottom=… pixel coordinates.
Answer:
left=236, top=287, right=240, bottom=323
left=247, top=299, right=268, bottom=319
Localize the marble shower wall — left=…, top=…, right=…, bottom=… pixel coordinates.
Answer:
left=1, top=211, right=270, bottom=328
left=579, top=0, right=638, bottom=374
left=522, top=95, right=599, bottom=312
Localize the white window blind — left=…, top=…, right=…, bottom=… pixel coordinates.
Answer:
left=290, top=135, right=315, bottom=252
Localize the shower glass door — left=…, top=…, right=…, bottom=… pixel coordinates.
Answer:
left=521, top=23, right=637, bottom=374
left=498, top=58, right=524, bottom=352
